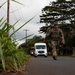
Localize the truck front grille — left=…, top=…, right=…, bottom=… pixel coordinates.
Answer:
left=38, top=51, right=44, bottom=53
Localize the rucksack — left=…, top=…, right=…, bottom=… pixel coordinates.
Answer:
left=46, top=28, right=62, bottom=41
left=50, top=28, right=62, bottom=41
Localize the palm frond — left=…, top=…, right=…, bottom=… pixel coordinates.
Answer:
left=12, top=0, right=25, bottom=6
left=0, top=2, right=6, bottom=8
left=1, top=20, right=20, bottom=35
left=0, top=17, right=4, bottom=23
left=10, top=16, right=35, bottom=37
left=19, top=34, right=33, bottom=41
left=12, top=20, right=20, bottom=27
left=0, top=42, right=6, bottom=71
left=0, top=19, right=6, bottom=27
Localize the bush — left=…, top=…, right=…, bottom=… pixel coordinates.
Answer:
left=0, top=17, right=33, bottom=72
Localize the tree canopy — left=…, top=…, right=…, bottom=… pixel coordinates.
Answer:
left=39, top=0, right=75, bottom=47
left=40, top=0, right=75, bottom=26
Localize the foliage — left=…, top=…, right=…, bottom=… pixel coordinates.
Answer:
left=39, top=0, right=75, bottom=48
left=39, top=0, right=75, bottom=56
left=40, top=0, right=75, bottom=29
left=19, top=35, right=44, bottom=54
left=0, top=0, right=35, bottom=72
left=0, top=17, right=33, bottom=72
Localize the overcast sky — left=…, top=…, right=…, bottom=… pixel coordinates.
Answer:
left=0, top=0, right=56, bottom=43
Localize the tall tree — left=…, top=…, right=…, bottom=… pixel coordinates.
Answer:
left=39, top=0, right=75, bottom=47
left=40, top=0, right=75, bottom=26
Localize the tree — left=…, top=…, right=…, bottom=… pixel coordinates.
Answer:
left=40, top=0, right=75, bottom=25
left=39, top=0, right=75, bottom=55
left=40, top=0, right=75, bottom=40
left=19, top=35, right=44, bottom=54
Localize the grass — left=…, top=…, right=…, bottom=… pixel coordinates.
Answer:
left=0, top=17, right=33, bottom=72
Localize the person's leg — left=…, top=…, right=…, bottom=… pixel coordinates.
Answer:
left=51, top=41, right=57, bottom=60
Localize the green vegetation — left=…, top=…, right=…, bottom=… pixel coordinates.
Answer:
left=0, top=17, right=34, bottom=72
left=0, top=0, right=35, bottom=72
left=39, top=0, right=75, bottom=55
left=19, top=35, right=44, bottom=54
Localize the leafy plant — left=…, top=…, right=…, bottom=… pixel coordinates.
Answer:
left=0, top=17, right=34, bottom=72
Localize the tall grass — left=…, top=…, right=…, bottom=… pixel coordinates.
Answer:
left=0, top=17, right=34, bottom=72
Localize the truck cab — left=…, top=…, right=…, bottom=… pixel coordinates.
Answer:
left=34, top=43, right=48, bottom=57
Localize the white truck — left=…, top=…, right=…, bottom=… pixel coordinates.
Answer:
left=34, top=43, right=48, bottom=57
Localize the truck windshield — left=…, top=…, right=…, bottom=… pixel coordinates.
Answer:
left=36, top=45, right=46, bottom=49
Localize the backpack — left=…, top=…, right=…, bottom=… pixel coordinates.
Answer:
left=50, top=28, right=62, bottom=41
left=46, top=28, right=62, bottom=41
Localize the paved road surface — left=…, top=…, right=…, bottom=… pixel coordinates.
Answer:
left=26, top=56, right=75, bottom=75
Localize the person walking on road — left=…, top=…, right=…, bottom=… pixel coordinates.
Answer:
left=45, top=23, right=65, bottom=60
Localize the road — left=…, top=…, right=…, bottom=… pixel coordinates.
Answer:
left=25, top=56, right=75, bottom=75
